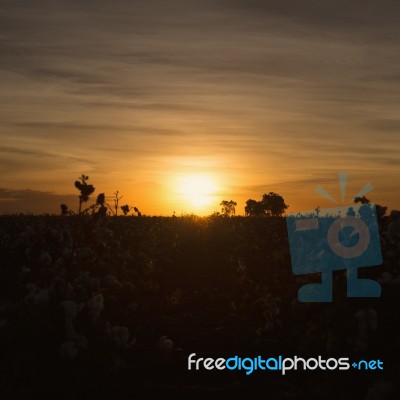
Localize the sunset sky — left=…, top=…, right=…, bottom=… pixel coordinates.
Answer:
left=1, top=0, right=399, bottom=215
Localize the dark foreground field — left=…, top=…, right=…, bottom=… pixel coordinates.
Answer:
left=0, top=212, right=399, bottom=399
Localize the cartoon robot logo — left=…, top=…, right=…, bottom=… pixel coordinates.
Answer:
left=286, top=173, right=382, bottom=302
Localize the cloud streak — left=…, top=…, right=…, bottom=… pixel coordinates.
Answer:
left=0, top=188, right=77, bottom=214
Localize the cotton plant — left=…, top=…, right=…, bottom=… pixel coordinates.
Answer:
left=74, top=175, right=95, bottom=216
left=59, top=300, right=88, bottom=360
left=24, top=283, right=49, bottom=304
left=103, top=274, right=122, bottom=291
left=75, top=247, right=95, bottom=263
left=38, top=251, right=52, bottom=267
left=353, top=308, right=378, bottom=351
left=108, top=326, right=135, bottom=350
left=60, top=340, right=79, bottom=360
left=366, top=379, right=393, bottom=400
left=157, top=335, right=174, bottom=354
left=60, top=335, right=88, bottom=361
left=18, top=226, right=37, bottom=246
left=86, top=293, right=104, bottom=320
left=61, top=299, right=82, bottom=340
left=72, top=271, right=100, bottom=292
left=34, top=289, right=50, bottom=304
left=378, top=271, right=400, bottom=286
left=62, top=300, right=79, bottom=320
left=387, top=211, right=400, bottom=242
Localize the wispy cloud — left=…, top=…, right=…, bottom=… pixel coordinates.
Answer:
left=0, top=188, right=77, bottom=214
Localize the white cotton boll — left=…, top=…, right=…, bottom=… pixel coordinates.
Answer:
left=24, top=293, right=35, bottom=303
left=25, top=282, right=36, bottom=292
left=24, top=283, right=37, bottom=302
left=34, top=289, right=49, bottom=304
left=127, top=302, right=138, bottom=312
left=64, top=283, right=74, bottom=299
left=25, top=284, right=49, bottom=305
left=355, top=309, right=366, bottom=321
left=357, top=308, right=378, bottom=332
left=21, top=266, right=31, bottom=276
left=54, top=257, right=65, bottom=269
left=19, top=226, right=36, bottom=244
left=158, top=336, right=174, bottom=353
left=355, top=309, right=369, bottom=337
left=94, top=227, right=114, bottom=239
left=62, top=300, right=78, bottom=320
left=60, top=335, right=87, bottom=360
left=104, top=275, right=121, bottom=290
left=50, top=277, right=67, bottom=298
left=264, top=322, right=274, bottom=332
left=123, top=252, right=134, bottom=264
left=62, top=228, right=72, bottom=242
left=366, top=380, right=393, bottom=400
left=325, top=330, right=334, bottom=352
left=378, top=272, right=392, bottom=284
left=49, top=228, right=63, bottom=242
left=60, top=340, right=78, bottom=360
left=76, top=247, right=94, bottom=263
left=89, top=278, right=101, bottom=290
left=87, top=294, right=104, bottom=320
left=354, top=335, right=368, bottom=352
left=62, top=248, right=72, bottom=258
left=124, top=281, right=135, bottom=292
left=75, top=271, right=90, bottom=286
left=112, top=326, right=130, bottom=349
left=64, top=318, right=77, bottom=340
left=387, top=251, right=397, bottom=261
left=75, top=334, right=88, bottom=350
left=110, top=356, right=127, bottom=373
left=38, top=251, right=52, bottom=267
left=367, top=309, right=378, bottom=331
left=358, top=321, right=368, bottom=338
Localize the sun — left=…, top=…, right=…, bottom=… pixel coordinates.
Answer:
left=178, top=174, right=217, bottom=208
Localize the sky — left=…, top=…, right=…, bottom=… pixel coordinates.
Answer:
left=1, top=0, right=399, bottom=215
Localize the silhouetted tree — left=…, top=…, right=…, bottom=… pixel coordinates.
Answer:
left=376, top=204, right=388, bottom=221
left=354, top=196, right=370, bottom=204
left=354, top=196, right=387, bottom=223
left=245, top=192, right=288, bottom=216
left=245, top=199, right=265, bottom=216
left=261, top=192, right=288, bottom=217
left=220, top=200, right=237, bottom=217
